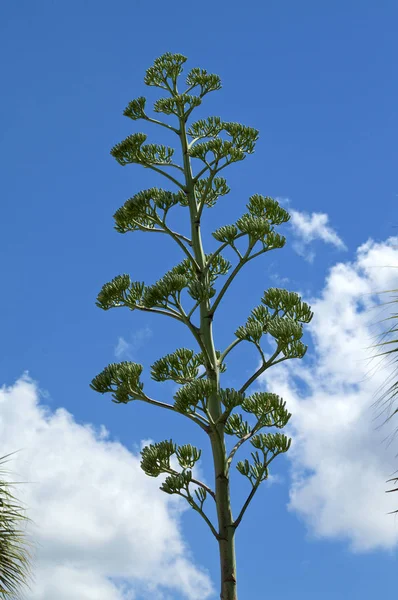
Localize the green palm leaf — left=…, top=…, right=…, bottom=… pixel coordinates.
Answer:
left=0, top=452, right=35, bottom=599
left=367, top=258, right=398, bottom=513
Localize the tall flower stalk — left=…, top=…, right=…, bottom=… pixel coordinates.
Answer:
left=91, top=52, right=313, bottom=599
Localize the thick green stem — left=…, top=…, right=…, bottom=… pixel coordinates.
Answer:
left=179, top=114, right=219, bottom=388
left=219, top=527, right=237, bottom=600
left=211, top=429, right=238, bottom=600
left=178, top=112, right=238, bottom=600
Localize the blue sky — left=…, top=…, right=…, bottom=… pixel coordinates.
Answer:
left=1, top=1, right=398, bottom=598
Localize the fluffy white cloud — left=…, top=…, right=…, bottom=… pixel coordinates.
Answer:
left=260, top=235, right=398, bottom=552
left=289, top=209, right=347, bottom=262
left=0, top=377, right=214, bottom=599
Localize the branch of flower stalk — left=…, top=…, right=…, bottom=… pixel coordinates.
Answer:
left=210, top=158, right=232, bottom=178
left=143, top=115, right=180, bottom=135
left=110, top=301, right=183, bottom=323
left=233, top=453, right=279, bottom=530
left=219, top=338, right=243, bottom=364
left=134, top=304, right=184, bottom=323
left=160, top=222, right=193, bottom=248
left=198, top=395, right=217, bottom=428
left=188, top=135, right=209, bottom=150
left=268, top=355, right=293, bottom=369
left=127, top=209, right=192, bottom=248
left=193, top=156, right=230, bottom=182
left=154, top=161, right=185, bottom=173
left=197, top=167, right=219, bottom=218
left=131, top=221, right=196, bottom=265
left=187, top=300, right=202, bottom=321
left=157, top=220, right=197, bottom=265
left=206, top=233, right=247, bottom=269
left=254, top=342, right=266, bottom=364
left=194, top=158, right=214, bottom=184
left=226, top=413, right=278, bottom=474
left=183, top=489, right=220, bottom=539
left=153, top=81, right=170, bottom=93
left=230, top=243, right=243, bottom=260
left=136, top=389, right=210, bottom=432
left=160, top=76, right=175, bottom=95
left=142, top=162, right=185, bottom=190
left=210, top=241, right=282, bottom=317
left=134, top=392, right=210, bottom=432
left=249, top=244, right=281, bottom=261
left=166, top=295, right=182, bottom=312
left=164, top=466, right=216, bottom=502
left=226, top=429, right=261, bottom=475
left=239, top=346, right=284, bottom=395
left=219, top=307, right=282, bottom=365
left=147, top=208, right=194, bottom=250
left=193, top=160, right=217, bottom=182
left=184, top=104, right=198, bottom=121
left=208, top=242, right=255, bottom=317
left=184, top=84, right=196, bottom=95
left=174, top=298, right=213, bottom=363
left=191, top=480, right=216, bottom=501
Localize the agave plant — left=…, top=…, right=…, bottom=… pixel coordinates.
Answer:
left=91, top=52, right=313, bottom=599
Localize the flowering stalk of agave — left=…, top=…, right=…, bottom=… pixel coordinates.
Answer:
left=91, top=52, right=313, bottom=600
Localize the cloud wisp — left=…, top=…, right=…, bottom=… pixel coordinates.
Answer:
left=276, top=200, right=346, bottom=262
left=114, top=327, right=153, bottom=360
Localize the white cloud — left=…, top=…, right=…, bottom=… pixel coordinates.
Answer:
left=115, top=327, right=152, bottom=359
left=260, top=236, right=398, bottom=552
left=0, top=377, right=214, bottom=599
left=266, top=261, right=290, bottom=286
left=114, top=337, right=131, bottom=358
left=289, top=209, right=347, bottom=262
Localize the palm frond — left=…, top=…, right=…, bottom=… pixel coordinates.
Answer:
left=368, top=281, right=398, bottom=512
left=0, top=452, right=35, bottom=599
